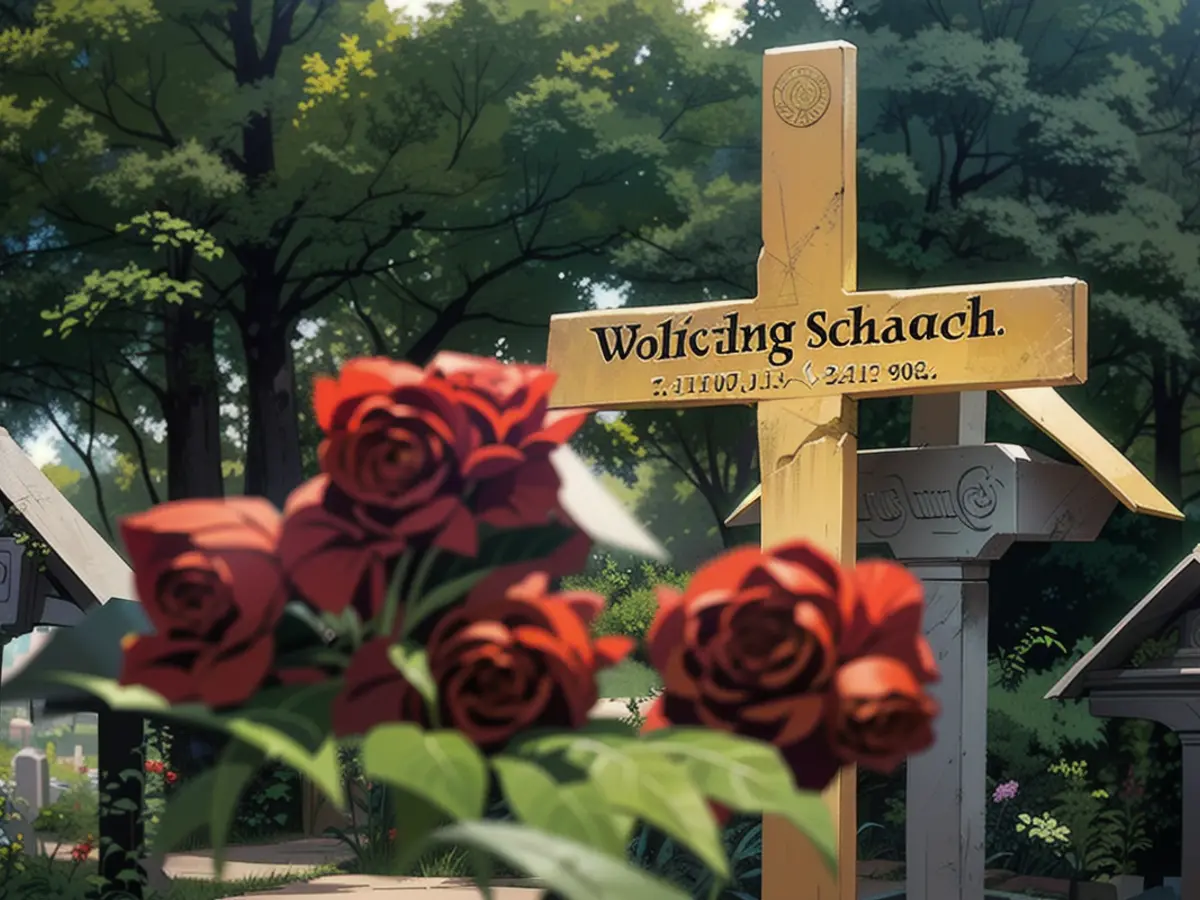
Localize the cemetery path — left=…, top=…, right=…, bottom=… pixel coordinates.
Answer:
left=31, top=836, right=1028, bottom=898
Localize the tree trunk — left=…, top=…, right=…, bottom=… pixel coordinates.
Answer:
left=242, top=297, right=304, bottom=506
left=160, top=304, right=228, bottom=806
left=162, top=304, right=225, bottom=500
left=1152, top=358, right=1186, bottom=560
left=95, top=710, right=146, bottom=900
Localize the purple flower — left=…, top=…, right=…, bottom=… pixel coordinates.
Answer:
left=992, top=780, right=1019, bottom=803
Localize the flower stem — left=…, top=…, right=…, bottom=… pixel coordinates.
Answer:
left=399, top=549, right=441, bottom=639
left=409, top=549, right=441, bottom=605
left=379, top=552, right=415, bottom=639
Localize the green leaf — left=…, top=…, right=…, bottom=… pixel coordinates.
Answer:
left=0, top=598, right=150, bottom=707
left=363, top=724, right=488, bottom=821
left=519, top=730, right=728, bottom=880
left=492, top=755, right=631, bottom=858
left=506, top=719, right=637, bottom=755
left=220, top=681, right=346, bottom=806
left=387, top=644, right=437, bottom=710
left=150, top=771, right=220, bottom=857
left=426, top=820, right=691, bottom=900
left=389, top=787, right=449, bottom=874
left=638, top=729, right=836, bottom=872
left=209, top=742, right=265, bottom=876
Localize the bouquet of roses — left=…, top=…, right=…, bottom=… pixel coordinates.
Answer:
left=6, top=352, right=939, bottom=899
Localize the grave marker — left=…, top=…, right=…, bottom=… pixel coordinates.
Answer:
left=13, top=748, right=49, bottom=821
left=546, top=41, right=1092, bottom=900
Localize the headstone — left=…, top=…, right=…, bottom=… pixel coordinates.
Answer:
left=13, top=747, right=49, bottom=820
left=8, top=717, right=31, bottom=746
left=73, top=744, right=84, bottom=771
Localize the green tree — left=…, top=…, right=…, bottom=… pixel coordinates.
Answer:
left=0, top=0, right=747, bottom=508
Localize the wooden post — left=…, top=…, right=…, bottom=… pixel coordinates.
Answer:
left=544, top=38, right=1089, bottom=900
left=758, top=396, right=858, bottom=898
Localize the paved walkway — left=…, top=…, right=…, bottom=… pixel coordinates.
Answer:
left=39, top=835, right=1040, bottom=898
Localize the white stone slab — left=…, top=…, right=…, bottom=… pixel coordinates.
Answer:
left=13, top=748, right=48, bottom=820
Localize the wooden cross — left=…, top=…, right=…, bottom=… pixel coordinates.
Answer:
left=545, top=41, right=1087, bottom=900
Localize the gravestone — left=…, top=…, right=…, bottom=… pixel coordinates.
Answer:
left=13, top=748, right=49, bottom=820
left=7, top=717, right=31, bottom=746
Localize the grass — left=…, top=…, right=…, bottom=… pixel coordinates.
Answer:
left=165, top=867, right=341, bottom=900
left=0, top=857, right=341, bottom=900
left=597, top=659, right=661, bottom=698
left=0, top=741, right=98, bottom=783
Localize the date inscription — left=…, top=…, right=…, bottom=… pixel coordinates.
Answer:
left=814, top=360, right=937, bottom=386
left=650, top=360, right=937, bottom=398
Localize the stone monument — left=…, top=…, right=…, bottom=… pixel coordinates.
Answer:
left=12, top=748, right=49, bottom=821
left=726, top=389, right=1179, bottom=900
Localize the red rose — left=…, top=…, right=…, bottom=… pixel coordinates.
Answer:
left=283, top=355, right=591, bottom=616
left=313, top=358, right=474, bottom=529
left=843, top=560, right=939, bottom=685
left=333, top=573, right=632, bottom=749
left=119, top=498, right=287, bottom=708
left=426, top=352, right=589, bottom=529
left=828, top=656, right=937, bottom=772
left=277, top=476, right=409, bottom=617
left=823, top=560, right=939, bottom=771
left=643, top=541, right=848, bottom=788
left=330, top=637, right=427, bottom=737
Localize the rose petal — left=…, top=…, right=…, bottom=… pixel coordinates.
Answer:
left=462, top=444, right=527, bottom=481
left=199, top=635, right=276, bottom=709
left=280, top=477, right=404, bottom=615
left=640, top=696, right=672, bottom=733
left=119, top=634, right=207, bottom=704
left=780, top=732, right=844, bottom=792
left=521, top=408, right=590, bottom=452
left=830, top=655, right=938, bottom=772
left=314, top=358, right=424, bottom=432
left=333, top=638, right=426, bottom=737
left=646, top=586, right=685, bottom=675
left=592, top=635, right=635, bottom=668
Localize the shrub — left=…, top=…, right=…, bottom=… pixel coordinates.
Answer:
left=593, top=586, right=660, bottom=643
left=564, top=556, right=690, bottom=652
left=235, top=764, right=301, bottom=839
left=32, top=783, right=97, bottom=843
